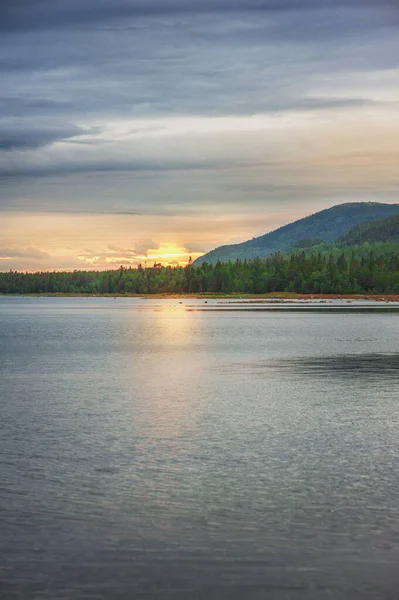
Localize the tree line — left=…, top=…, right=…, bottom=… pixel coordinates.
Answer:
left=1, top=244, right=399, bottom=295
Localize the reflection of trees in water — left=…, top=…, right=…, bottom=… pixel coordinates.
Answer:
left=256, top=354, right=399, bottom=380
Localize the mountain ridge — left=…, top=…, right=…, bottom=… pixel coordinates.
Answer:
left=194, top=202, right=399, bottom=264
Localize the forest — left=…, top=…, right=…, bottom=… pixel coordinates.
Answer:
left=1, top=243, right=399, bottom=295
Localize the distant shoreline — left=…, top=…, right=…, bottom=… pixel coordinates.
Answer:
left=2, top=293, right=399, bottom=301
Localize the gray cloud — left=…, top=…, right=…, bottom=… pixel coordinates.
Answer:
left=1, top=3, right=396, bottom=123
left=0, top=0, right=398, bottom=221
left=0, top=157, right=233, bottom=178
left=75, top=240, right=163, bottom=268
left=183, top=242, right=214, bottom=254
left=2, top=1, right=398, bottom=34
left=133, top=239, right=160, bottom=255
left=106, top=240, right=160, bottom=256
left=0, top=247, right=50, bottom=259
left=0, top=121, right=89, bottom=150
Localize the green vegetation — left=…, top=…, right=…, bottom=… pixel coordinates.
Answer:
left=2, top=243, right=399, bottom=295
left=339, top=214, right=399, bottom=246
left=290, top=238, right=325, bottom=250
left=195, top=202, right=399, bottom=265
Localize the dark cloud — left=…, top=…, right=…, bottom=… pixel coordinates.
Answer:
left=0, top=156, right=233, bottom=178
left=1, top=0, right=398, bottom=34
left=0, top=1, right=356, bottom=33
left=0, top=97, right=71, bottom=118
left=0, top=122, right=89, bottom=150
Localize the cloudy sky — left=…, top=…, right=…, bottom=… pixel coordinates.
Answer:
left=1, top=0, right=399, bottom=270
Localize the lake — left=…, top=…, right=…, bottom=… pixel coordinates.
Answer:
left=1, top=296, right=399, bottom=599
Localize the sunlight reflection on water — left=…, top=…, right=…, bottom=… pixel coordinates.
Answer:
left=1, top=297, right=399, bottom=599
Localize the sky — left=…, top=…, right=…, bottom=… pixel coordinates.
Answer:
left=1, top=0, right=399, bottom=270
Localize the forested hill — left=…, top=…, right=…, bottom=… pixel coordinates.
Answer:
left=194, top=202, right=399, bottom=265
left=339, top=214, right=399, bottom=246
left=1, top=243, right=399, bottom=295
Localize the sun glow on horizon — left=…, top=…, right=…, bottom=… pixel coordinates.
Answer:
left=78, top=243, right=202, bottom=269
left=144, top=243, right=201, bottom=266
left=1, top=210, right=309, bottom=272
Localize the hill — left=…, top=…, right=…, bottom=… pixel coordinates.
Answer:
left=194, top=202, right=399, bottom=265
left=339, top=214, right=399, bottom=246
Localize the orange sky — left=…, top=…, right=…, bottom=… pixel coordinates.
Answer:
left=2, top=209, right=307, bottom=271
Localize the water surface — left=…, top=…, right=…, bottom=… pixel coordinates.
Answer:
left=1, top=297, right=399, bottom=599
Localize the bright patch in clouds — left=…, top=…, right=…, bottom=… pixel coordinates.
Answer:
left=75, top=113, right=294, bottom=143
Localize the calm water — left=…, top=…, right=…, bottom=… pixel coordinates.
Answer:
left=1, top=297, right=399, bottom=599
